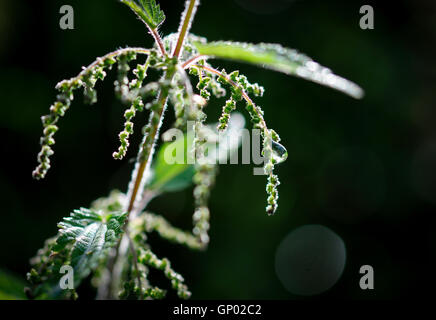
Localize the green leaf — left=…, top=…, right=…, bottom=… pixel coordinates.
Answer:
left=27, top=208, right=126, bottom=299
left=120, top=0, right=165, bottom=29
left=147, top=113, right=245, bottom=193
left=56, top=208, right=127, bottom=285
left=147, top=134, right=194, bottom=193
left=0, top=269, right=26, bottom=300
left=193, top=41, right=364, bottom=99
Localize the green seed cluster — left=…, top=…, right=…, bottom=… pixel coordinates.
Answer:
left=169, top=67, right=198, bottom=129
left=26, top=237, right=77, bottom=299
left=208, top=68, right=264, bottom=131
left=113, top=97, right=145, bottom=160
left=139, top=248, right=191, bottom=299
left=193, top=164, right=215, bottom=208
left=192, top=163, right=215, bottom=245
left=244, top=102, right=263, bottom=129
left=192, top=111, right=207, bottom=155
left=190, top=74, right=209, bottom=161
left=141, top=213, right=204, bottom=250
left=197, top=76, right=211, bottom=100
left=113, top=52, right=176, bottom=163
left=190, top=64, right=226, bottom=98
left=32, top=79, right=82, bottom=179
left=180, top=85, right=216, bottom=246
left=32, top=49, right=145, bottom=180
left=142, top=286, right=166, bottom=299
left=224, top=70, right=283, bottom=215
left=170, top=85, right=189, bottom=128
left=209, top=77, right=226, bottom=98
left=119, top=280, right=166, bottom=300
left=262, top=134, right=274, bottom=175
left=190, top=63, right=225, bottom=97
left=262, top=130, right=284, bottom=215
left=114, top=51, right=138, bottom=102
left=246, top=105, right=283, bottom=215
left=118, top=258, right=165, bottom=300
left=113, top=58, right=154, bottom=160
left=192, top=206, right=210, bottom=245
left=266, top=173, right=280, bottom=215
left=32, top=79, right=78, bottom=179
left=218, top=98, right=236, bottom=131
left=82, top=64, right=107, bottom=104
left=196, top=65, right=284, bottom=215
left=270, top=129, right=281, bottom=142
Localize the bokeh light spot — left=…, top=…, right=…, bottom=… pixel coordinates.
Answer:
left=275, top=224, right=346, bottom=296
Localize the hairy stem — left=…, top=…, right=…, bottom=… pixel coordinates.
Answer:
left=181, top=54, right=207, bottom=69
left=172, top=0, right=199, bottom=58
left=149, top=28, right=167, bottom=57
left=102, top=68, right=176, bottom=299
left=125, top=82, right=172, bottom=216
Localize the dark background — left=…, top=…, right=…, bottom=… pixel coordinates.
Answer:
left=0, top=0, right=435, bottom=299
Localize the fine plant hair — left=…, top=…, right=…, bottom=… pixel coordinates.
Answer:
left=27, top=0, right=363, bottom=300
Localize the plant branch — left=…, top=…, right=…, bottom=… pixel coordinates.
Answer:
left=149, top=28, right=167, bottom=57
left=172, top=0, right=200, bottom=58
left=99, top=66, right=175, bottom=298
left=181, top=54, right=208, bottom=69
left=104, top=69, right=176, bottom=298
left=79, top=48, right=151, bottom=80
left=125, top=82, right=172, bottom=216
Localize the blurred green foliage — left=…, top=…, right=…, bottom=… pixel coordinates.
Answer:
left=0, top=270, right=26, bottom=300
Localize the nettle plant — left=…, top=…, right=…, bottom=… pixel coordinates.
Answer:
left=27, top=0, right=363, bottom=300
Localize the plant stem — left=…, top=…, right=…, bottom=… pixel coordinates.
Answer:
left=100, top=1, right=200, bottom=296
left=181, top=54, right=207, bottom=69
left=149, top=28, right=167, bottom=57
left=102, top=68, right=176, bottom=299
left=125, top=80, right=172, bottom=216
left=172, top=0, right=199, bottom=58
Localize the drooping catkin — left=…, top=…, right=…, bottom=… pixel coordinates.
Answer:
left=192, top=64, right=284, bottom=215
left=139, top=248, right=191, bottom=299
left=113, top=97, right=145, bottom=160
left=32, top=48, right=148, bottom=179
left=113, top=57, right=153, bottom=160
